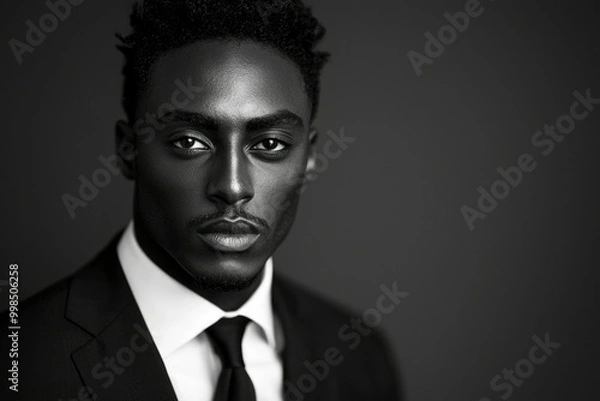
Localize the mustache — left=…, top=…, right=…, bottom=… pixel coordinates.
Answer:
left=187, top=209, right=270, bottom=231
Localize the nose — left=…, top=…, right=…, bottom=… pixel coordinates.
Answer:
left=207, top=145, right=254, bottom=207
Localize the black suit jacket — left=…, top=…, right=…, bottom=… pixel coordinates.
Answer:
left=2, top=235, right=401, bottom=400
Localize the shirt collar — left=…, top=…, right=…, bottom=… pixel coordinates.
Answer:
left=117, top=221, right=277, bottom=357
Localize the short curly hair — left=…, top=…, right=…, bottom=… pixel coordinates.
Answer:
left=117, top=0, right=330, bottom=123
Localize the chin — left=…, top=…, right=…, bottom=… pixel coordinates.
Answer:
left=181, top=252, right=267, bottom=292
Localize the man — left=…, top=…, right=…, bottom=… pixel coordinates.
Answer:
left=3, top=0, right=401, bottom=400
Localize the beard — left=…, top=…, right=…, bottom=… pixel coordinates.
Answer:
left=188, top=262, right=265, bottom=292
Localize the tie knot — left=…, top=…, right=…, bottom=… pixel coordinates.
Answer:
left=205, top=316, right=250, bottom=368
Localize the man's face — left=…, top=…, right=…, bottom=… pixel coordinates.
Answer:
left=119, top=39, right=315, bottom=290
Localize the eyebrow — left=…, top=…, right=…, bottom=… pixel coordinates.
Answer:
left=160, top=109, right=305, bottom=132
left=160, top=109, right=219, bottom=131
left=246, top=110, right=304, bottom=131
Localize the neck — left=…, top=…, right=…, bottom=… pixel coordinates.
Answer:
left=132, top=217, right=262, bottom=312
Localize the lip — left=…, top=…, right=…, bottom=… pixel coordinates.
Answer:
left=196, top=217, right=263, bottom=252
left=197, top=217, right=262, bottom=235
left=198, top=233, right=261, bottom=252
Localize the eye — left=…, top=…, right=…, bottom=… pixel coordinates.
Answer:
left=172, top=136, right=210, bottom=150
left=251, top=138, right=289, bottom=152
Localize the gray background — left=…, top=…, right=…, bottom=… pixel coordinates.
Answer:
left=1, top=0, right=599, bottom=399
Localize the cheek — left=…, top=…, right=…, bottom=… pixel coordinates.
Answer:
left=136, top=149, right=205, bottom=227
left=255, top=160, right=306, bottom=224
left=268, top=183, right=302, bottom=248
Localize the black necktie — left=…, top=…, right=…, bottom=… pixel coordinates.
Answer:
left=205, top=316, right=257, bottom=401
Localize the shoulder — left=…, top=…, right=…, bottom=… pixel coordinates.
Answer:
left=26, top=271, right=72, bottom=308
left=2, top=235, right=122, bottom=339
left=273, top=273, right=397, bottom=343
left=273, top=273, right=357, bottom=325
left=273, top=274, right=402, bottom=399
left=11, top=232, right=123, bottom=318
left=2, top=262, right=93, bottom=344
left=0, top=241, right=122, bottom=398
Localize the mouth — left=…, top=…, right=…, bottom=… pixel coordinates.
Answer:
left=196, top=217, right=263, bottom=252
left=198, top=233, right=261, bottom=252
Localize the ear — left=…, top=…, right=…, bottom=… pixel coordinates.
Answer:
left=115, top=120, right=137, bottom=180
left=304, top=127, right=319, bottom=180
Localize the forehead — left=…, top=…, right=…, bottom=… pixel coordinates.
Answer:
left=139, top=39, right=310, bottom=125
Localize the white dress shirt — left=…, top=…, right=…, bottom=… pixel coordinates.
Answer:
left=117, top=221, right=284, bottom=401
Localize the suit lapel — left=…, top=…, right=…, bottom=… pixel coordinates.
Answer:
left=66, top=236, right=178, bottom=400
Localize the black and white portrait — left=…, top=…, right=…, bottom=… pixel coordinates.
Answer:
left=1, top=0, right=599, bottom=400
